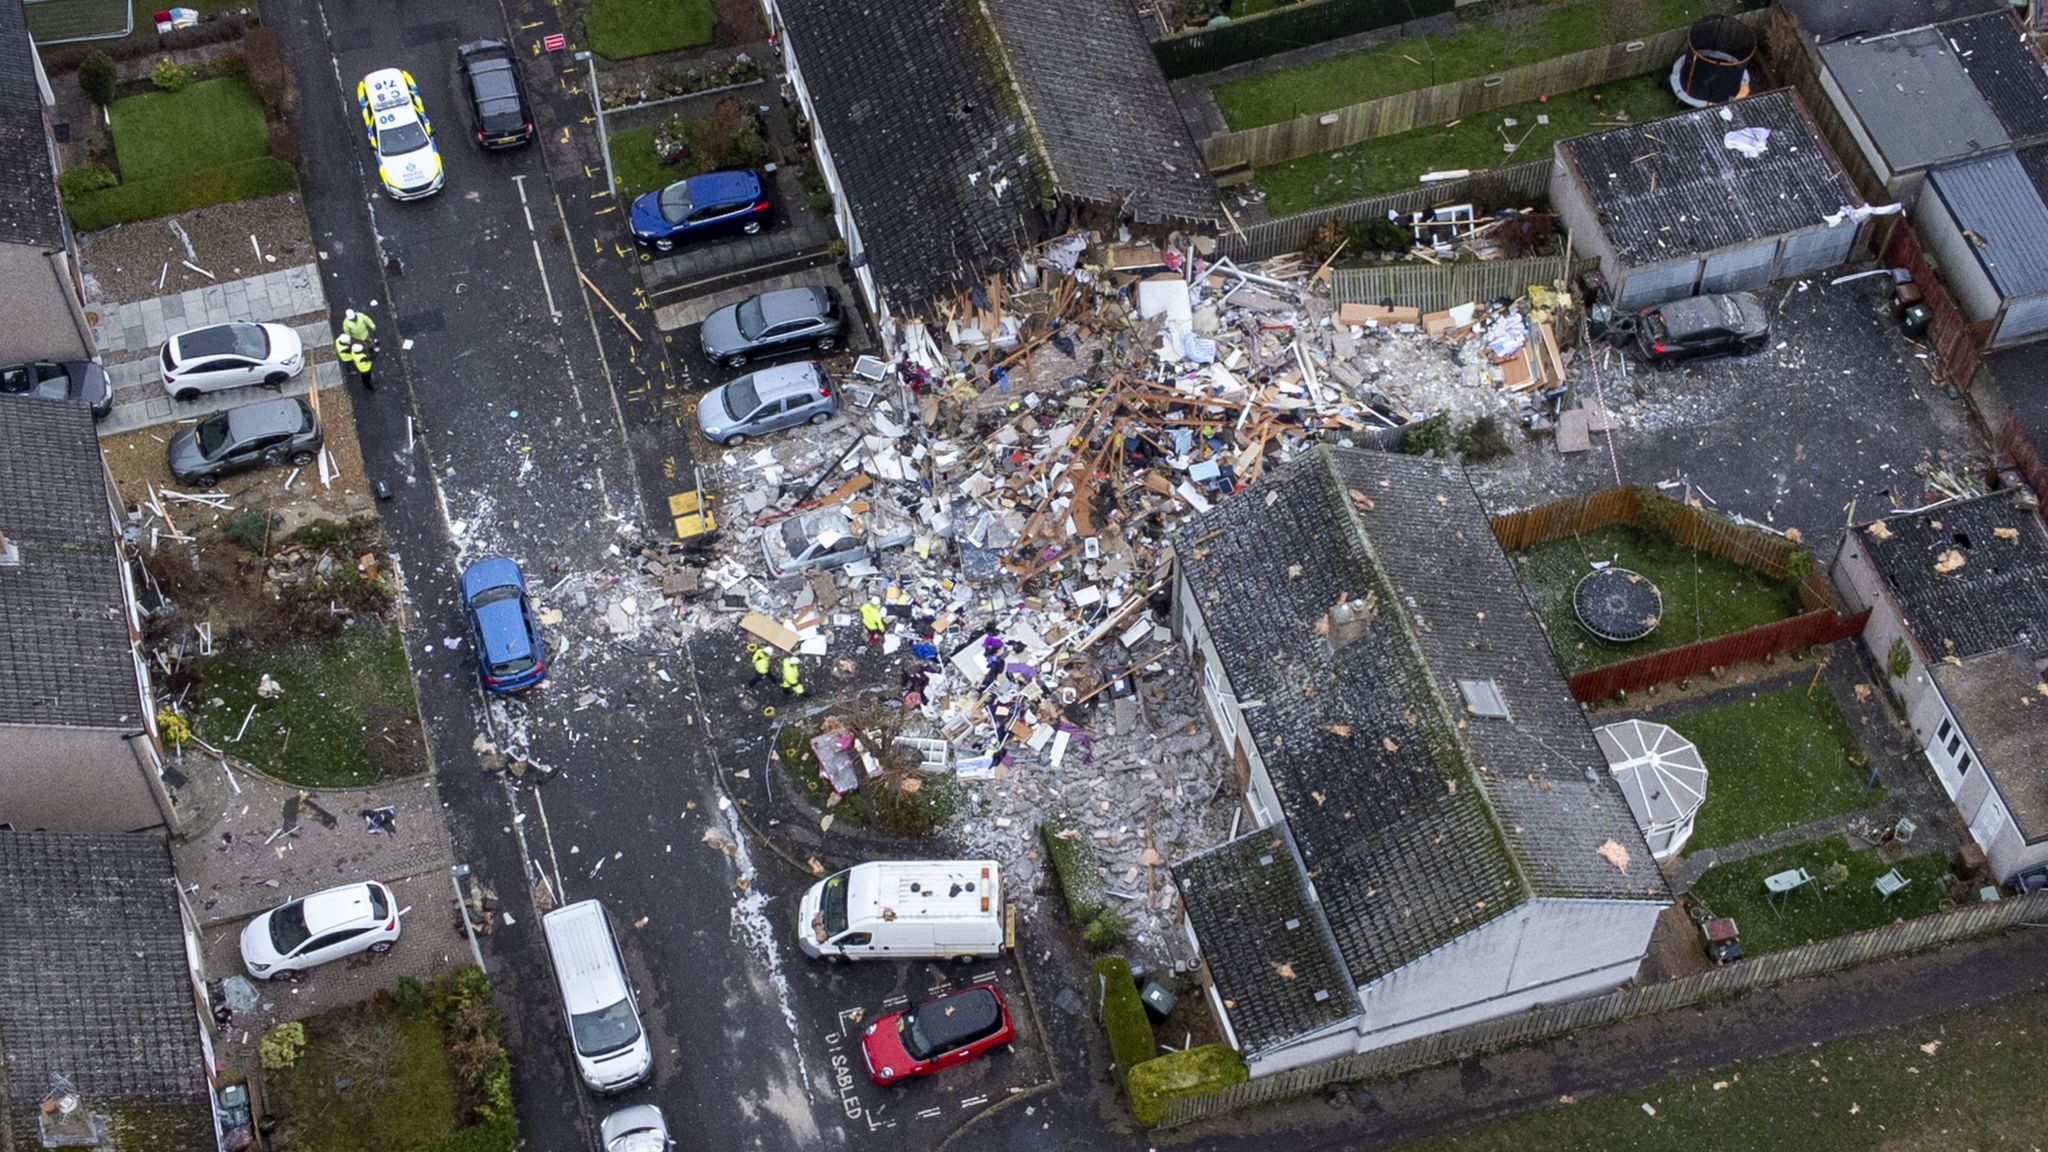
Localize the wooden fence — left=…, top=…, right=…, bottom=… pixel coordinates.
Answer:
left=1486, top=486, right=1868, bottom=702
left=1150, top=0, right=1453, bottom=80
left=1158, top=888, right=2048, bottom=1126
left=1331, top=253, right=1593, bottom=313
left=1199, top=13, right=1766, bottom=172
left=1219, top=159, right=1551, bottom=263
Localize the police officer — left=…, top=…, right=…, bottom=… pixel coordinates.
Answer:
left=342, top=307, right=377, bottom=345
left=860, top=600, right=886, bottom=644
left=349, top=338, right=375, bottom=391
left=780, top=656, right=804, bottom=697
left=747, top=646, right=771, bottom=688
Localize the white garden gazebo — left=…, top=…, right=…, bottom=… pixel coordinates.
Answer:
left=1595, top=719, right=1709, bottom=862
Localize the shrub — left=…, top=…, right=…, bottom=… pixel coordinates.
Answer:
left=58, top=163, right=119, bottom=199
left=696, top=96, right=766, bottom=169
left=394, top=975, right=425, bottom=1017
left=1040, top=810, right=1108, bottom=923
left=258, top=1021, right=306, bottom=1070
left=265, top=118, right=301, bottom=168
left=1888, top=636, right=1912, bottom=679
left=1093, top=956, right=1156, bottom=1077
left=78, top=50, right=118, bottom=106
left=1302, top=218, right=1344, bottom=265
left=653, top=112, right=692, bottom=163
left=63, top=155, right=297, bottom=232
left=151, top=57, right=192, bottom=93
left=1398, top=413, right=1453, bottom=457
left=1080, top=908, right=1129, bottom=952
left=1456, top=414, right=1512, bottom=463
left=1128, top=1045, right=1250, bottom=1126
left=243, top=25, right=293, bottom=112
left=1782, top=547, right=1815, bottom=586
left=224, top=507, right=271, bottom=551
left=1344, top=215, right=1414, bottom=255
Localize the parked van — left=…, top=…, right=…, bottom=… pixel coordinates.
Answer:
left=797, top=860, right=1005, bottom=961
left=541, top=900, right=653, bottom=1093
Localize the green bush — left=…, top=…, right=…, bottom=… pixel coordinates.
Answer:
left=1040, top=810, right=1108, bottom=922
left=1081, top=908, right=1130, bottom=952
left=258, top=1021, right=306, bottom=1070
left=1343, top=216, right=1413, bottom=254
left=1456, top=414, right=1512, bottom=463
left=1398, top=412, right=1453, bottom=456
left=1093, top=956, right=1157, bottom=1077
left=395, top=975, right=425, bottom=1017
left=1128, top=1045, right=1250, bottom=1126
left=1888, top=636, right=1912, bottom=679
left=407, top=1119, right=518, bottom=1152
left=151, top=57, right=192, bottom=93
left=64, top=155, right=297, bottom=232
left=58, top=163, right=119, bottom=199
left=223, top=508, right=270, bottom=551
left=78, top=50, right=117, bottom=107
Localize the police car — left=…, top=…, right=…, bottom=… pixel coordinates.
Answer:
left=356, top=68, right=444, bottom=200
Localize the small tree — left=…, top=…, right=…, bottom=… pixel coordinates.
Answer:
left=78, top=50, right=117, bottom=107
left=243, top=25, right=295, bottom=112
left=150, top=57, right=192, bottom=93
left=696, top=96, right=766, bottom=170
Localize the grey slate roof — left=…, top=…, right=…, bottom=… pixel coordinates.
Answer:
left=1174, top=825, right=1356, bottom=1055
left=1926, top=152, right=2048, bottom=299
left=1783, top=0, right=2003, bottom=43
left=1931, top=648, right=2048, bottom=843
left=0, top=399, right=139, bottom=729
left=1856, top=487, right=2048, bottom=660
left=0, top=0, right=64, bottom=251
left=1177, top=447, right=1663, bottom=989
left=1818, top=28, right=2010, bottom=173
left=777, top=0, right=1045, bottom=314
left=1557, top=89, right=1858, bottom=267
left=0, top=832, right=214, bottom=1151
left=1946, top=12, right=2048, bottom=145
left=983, top=0, right=1218, bottom=224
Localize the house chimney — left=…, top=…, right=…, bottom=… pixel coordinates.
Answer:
left=1326, top=592, right=1376, bottom=651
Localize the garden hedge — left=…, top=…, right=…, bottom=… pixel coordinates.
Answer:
left=65, top=155, right=296, bottom=232
left=1129, top=1045, right=1250, bottom=1126
left=1093, top=956, right=1156, bottom=1077
left=1041, top=811, right=1127, bottom=949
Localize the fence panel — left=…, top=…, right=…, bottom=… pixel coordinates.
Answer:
left=1151, top=0, right=1454, bottom=81
left=1564, top=606, right=1871, bottom=701
left=1220, top=159, right=1551, bottom=263
left=1158, top=890, right=2048, bottom=1126
left=1331, top=253, right=1580, bottom=313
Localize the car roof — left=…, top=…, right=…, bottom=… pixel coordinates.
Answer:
left=474, top=596, right=534, bottom=661
left=756, top=287, right=831, bottom=325
left=171, top=323, right=251, bottom=360
left=745, top=361, right=825, bottom=401
left=1654, top=293, right=1755, bottom=330
left=910, top=986, right=1003, bottom=1049
left=685, top=169, right=762, bottom=203
left=363, top=68, right=412, bottom=110
left=460, top=556, right=526, bottom=601
left=223, top=398, right=306, bottom=439
left=542, top=900, right=629, bottom=1011
left=458, top=39, right=511, bottom=59
left=300, top=883, right=382, bottom=933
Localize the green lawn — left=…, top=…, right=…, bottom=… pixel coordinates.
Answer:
left=1256, top=70, right=1681, bottom=215
left=110, top=77, right=269, bottom=180
left=1216, top=0, right=1726, bottom=129
left=268, top=1002, right=458, bottom=1152
left=1664, top=686, right=1880, bottom=852
left=608, top=123, right=705, bottom=201
left=25, top=0, right=244, bottom=46
left=583, top=0, right=717, bottom=60
left=1686, top=836, right=1951, bottom=956
left=187, top=622, right=424, bottom=788
left=1517, top=522, right=1807, bottom=677
left=1391, top=982, right=2048, bottom=1151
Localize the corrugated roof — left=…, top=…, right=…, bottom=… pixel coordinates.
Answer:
left=1855, top=487, right=2048, bottom=660
left=1782, top=0, right=2004, bottom=43
left=1558, top=89, right=1859, bottom=267
left=1930, top=647, right=2048, bottom=842
left=1928, top=152, right=2048, bottom=298
left=1818, top=28, right=2009, bottom=172
left=1946, top=11, right=2048, bottom=145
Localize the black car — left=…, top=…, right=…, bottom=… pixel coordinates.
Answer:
left=166, top=397, right=323, bottom=485
left=700, top=286, right=844, bottom=369
left=456, top=40, right=532, bottom=149
left=1, top=359, right=113, bottom=419
left=1635, top=291, right=1770, bottom=370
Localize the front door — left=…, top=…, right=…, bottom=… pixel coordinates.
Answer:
left=1924, top=714, right=1969, bottom=799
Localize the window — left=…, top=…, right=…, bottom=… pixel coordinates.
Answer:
left=1956, top=750, right=1973, bottom=778
left=1457, top=678, right=1511, bottom=720
left=1937, top=719, right=1953, bottom=743
left=832, top=931, right=871, bottom=947
left=1946, top=732, right=1963, bottom=757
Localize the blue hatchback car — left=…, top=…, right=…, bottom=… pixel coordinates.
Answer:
left=460, top=557, right=546, bottom=693
left=628, top=170, right=773, bottom=252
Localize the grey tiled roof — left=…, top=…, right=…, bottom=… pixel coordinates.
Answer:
left=1818, top=30, right=2010, bottom=173
left=1946, top=11, right=2048, bottom=145
left=0, top=832, right=213, bottom=1150
left=0, top=400, right=139, bottom=729
left=0, top=0, right=64, bottom=251
left=1857, top=487, right=2048, bottom=660
left=1558, top=89, right=1859, bottom=267
left=1177, top=447, right=1661, bottom=987
left=1931, top=648, right=2048, bottom=842
left=983, top=0, right=1218, bottom=224
left=1927, top=152, right=2048, bottom=299
left=1174, top=825, right=1356, bottom=1055
left=777, top=0, right=1045, bottom=315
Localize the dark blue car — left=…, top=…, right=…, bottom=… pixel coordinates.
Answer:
left=628, top=169, right=773, bottom=253
left=460, top=557, right=546, bottom=693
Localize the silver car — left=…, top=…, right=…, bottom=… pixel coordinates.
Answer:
left=696, top=361, right=837, bottom=446
left=762, top=508, right=914, bottom=577
left=600, top=1104, right=671, bottom=1152
left=699, top=285, right=843, bottom=369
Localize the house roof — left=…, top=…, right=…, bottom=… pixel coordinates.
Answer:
left=0, top=399, right=138, bottom=729
left=1930, top=647, right=2048, bottom=842
left=1173, top=825, right=1357, bottom=1055
left=0, top=0, right=63, bottom=252
left=1176, top=447, right=1663, bottom=991
left=1945, top=12, right=2048, bottom=145
left=0, top=243, right=94, bottom=363
left=1818, top=28, right=2011, bottom=173
left=982, top=0, right=1218, bottom=224
left=776, top=0, right=1045, bottom=315
left=1926, top=152, right=2048, bottom=299
left=1782, top=0, right=2004, bottom=43
left=0, top=832, right=213, bottom=1151
left=1557, top=89, right=1859, bottom=267
left=1855, top=487, right=2048, bottom=661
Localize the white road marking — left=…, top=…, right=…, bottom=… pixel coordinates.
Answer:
left=915, top=1107, right=943, bottom=1120
left=959, top=1095, right=988, bottom=1109
left=530, top=240, right=561, bottom=323
left=531, top=784, right=567, bottom=902
left=971, top=970, right=998, bottom=983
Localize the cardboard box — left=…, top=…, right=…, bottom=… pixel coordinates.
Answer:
left=1338, top=302, right=1422, bottom=327
left=1423, top=310, right=1457, bottom=338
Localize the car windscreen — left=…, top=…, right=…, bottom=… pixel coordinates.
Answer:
left=232, top=324, right=271, bottom=359
left=380, top=122, right=431, bottom=155
left=470, top=585, right=520, bottom=609
left=899, top=1012, right=939, bottom=1061
left=368, top=884, right=388, bottom=921
left=736, top=297, right=768, bottom=340
left=821, top=870, right=849, bottom=937
left=723, top=377, right=761, bottom=420
left=268, top=901, right=313, bottom=955
left=658, top=184, right=693, bottom=224
left=570, top=998, right=642, bottom=1057
left=196, top=413, right=232, bottom=457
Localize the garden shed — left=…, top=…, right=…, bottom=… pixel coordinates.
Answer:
left=1549, top=89, right=1865, bottom=308
left=1910, top=146, right=2048, bottom=349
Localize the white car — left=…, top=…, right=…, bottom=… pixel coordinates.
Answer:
left=357, top=67, right=444, bottom=200
left=239, top=881, right=401, bottom=979
left=160, top=322, right=305, bottom=401
left=600, top=1105, right=670, bottom=1152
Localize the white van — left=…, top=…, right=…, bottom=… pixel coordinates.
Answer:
left=796, top=860, right=1005, bottom=961
left=541, top=900, right=653, bottom=1093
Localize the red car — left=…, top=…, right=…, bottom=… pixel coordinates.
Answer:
left=860, top=984, right=1014, bottom=1085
